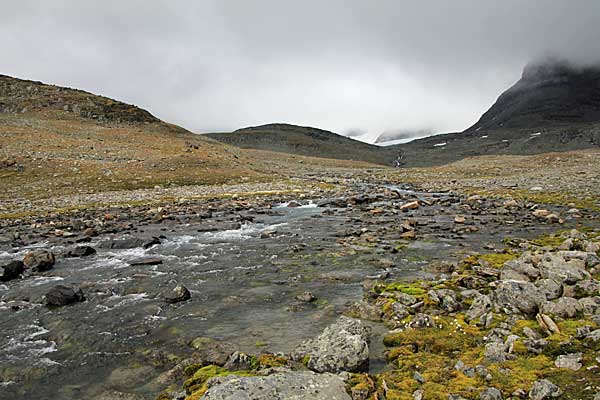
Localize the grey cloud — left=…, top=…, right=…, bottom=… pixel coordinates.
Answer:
left=1, top=0, right=599, bottom=141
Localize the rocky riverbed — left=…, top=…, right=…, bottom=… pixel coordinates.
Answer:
left=0, top=181, right=599, bottom=400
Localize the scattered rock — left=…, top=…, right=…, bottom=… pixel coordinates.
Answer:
left=528, top=379, right=562, bottom=400
left=45, top=285, right=85, bottom=306
left=480, top=387, right=503, bottom=400
left=23, top=250, right=55, bottom=272
left=0, top=260, right=24, bottom=281
left=188, top=337, right=236, bottom=366
left=223, top=351, right=255, bottom=371
left=291, top=316, right=370, bottom=373
left=400, top=201, right=419, bottom=211
left=554, top=353, right=582, bottom=371
left=164, top=285, right=191, bottom=303
left=295, top=291, right=316, bottom=302
left=65, top=246, right=97, bottom=258
left=129, top=257, right=163, bottom=266
left=201, top=370, right=351, bottom=400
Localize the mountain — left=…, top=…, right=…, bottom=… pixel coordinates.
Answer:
left=0, top=74, right=260, bottom=202
left=205, top=123, right=400, bottom=165
left=374, top=129, right=434, bottom=144
left=391, top=58, right=600, bottom=167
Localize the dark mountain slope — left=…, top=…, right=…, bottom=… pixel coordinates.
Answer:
left=206, top=123, right=400, bottom=165
left=391, top=59, right=600, bottom=167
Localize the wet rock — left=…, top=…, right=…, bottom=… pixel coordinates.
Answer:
left=540, top=297, right=581, bottom=319
left=554, top=353, right=582, bottom=371
left=345, top=301, right=383, bottom=321
left=480, top=387, right=503, bottom=400
left=45, top=285, right=85, bottom=306
left=65, top=246, right=97, bottom=257
left=493, top=280, right=544, bottom=316
left=202, top=370, right=351, bottom=400
left=295, top=291, right=316, bottom=302
left=23, top=250, right=55, bottom=272
left=0, top=260, right=24, bottom=281
left=188, top=337, right=236, bottom=366
left=528, top=379, right=562, bottom=399
left=99, top=237, right=160, bottom=249
left=129, top=257, right=163, bottom=266
left=291, top=316, right=370, bottom=373
left=164, top=285, right=191, bottom=303
left=223, top=351, right=255, bottom=371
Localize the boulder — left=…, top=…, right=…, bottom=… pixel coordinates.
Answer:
left=528, top=379, right=562, bottom=400
left=188, top=337, right=236, bottom=366
left=201, top=370, right=351, bottom=400
left=65, top=246, right=96, bottom=258
left=466, top=294, right=492, bottom=322
left=23, top=250, right=55, bottom=272
left=579, top=296, right=600, bottom=315
left=408, top=313, right=436, bottom=329
left=538, top=253, right=590, bottom=284
left=45, top=285, right=85, bottom=306
left=480, top=387, right=503, bottom=400
left=0, top=260, right=24, bottom=281
left=540, top=297, right=581, bottom=319
left=291, top=317, right=370, bottom=373
left=164, top=285, right=191, bottom=304
left=573, top=280, right=600, bottom=298
left=345, top=301, right=383, bottom=321
left=554, top=353, right=582, bottom=371
left=493, top=280, right=544, bottom=316
left=535, top=279, right=563, bottom=300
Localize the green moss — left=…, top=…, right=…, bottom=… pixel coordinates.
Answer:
left=478, top=252, right=518, bottom=268
left=183, top=365, right=257, bottom=399
left=384, top=282, right=427, bottom=297
left=301, top=355, right=311, bottom=366
left=257, top=354, right=288, bottom=368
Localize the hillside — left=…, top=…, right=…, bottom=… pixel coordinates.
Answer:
left=0, top=74, right=264, bottom=203
left=391, top=59, right=600, bottom=167
left=205, top=123, right=400, bottom=166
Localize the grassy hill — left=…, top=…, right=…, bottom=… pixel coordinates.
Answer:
left=0, top=75, right=266, bottom=202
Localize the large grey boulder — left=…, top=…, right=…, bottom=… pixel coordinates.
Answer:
left=291, top=317, right=370, bottom=373
left=540, top=297, right=582, bottom=319
left=535, top=279, right=563, bottom=301
left=201, top=371, right=351, bottom=400
left=554, top=353, right=582, bottom=371
left=538, top=253, right=590, bottom=284
left=45, top=285, right=85, bottom=306
left=493, top=280, right=545, bottom=316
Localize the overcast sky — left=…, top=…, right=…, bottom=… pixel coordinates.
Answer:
left=2, top=1, right=600, bottom=142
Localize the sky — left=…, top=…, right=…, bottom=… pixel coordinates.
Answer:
left=2, top=1, right=600, bottom=143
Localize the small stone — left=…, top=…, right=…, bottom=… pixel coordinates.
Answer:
left=480, top=387, right=503, bottom=400
left=454, top=215, right=466, bottom=224
left=296, top=291, right=317, bottom=302
left=413, top=371, right=426, bottom=384
left=164, top=285, right=191, bottom=304
left=400, top=201, right=419, bottom=211
left=528, top=379, right=562, bottom=400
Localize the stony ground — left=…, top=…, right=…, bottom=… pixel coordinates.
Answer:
left=2, top=146, right=600, bottom=400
